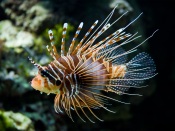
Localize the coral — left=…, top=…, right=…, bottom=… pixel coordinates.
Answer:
left=0, top=0, right=53, bottom=33
left=0, top=20, right=34, bottom=48
left=0, top=110, right=34, bottom=131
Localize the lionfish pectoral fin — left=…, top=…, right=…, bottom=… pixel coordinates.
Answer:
left=54, top=94, right=64, bottom=113
left=81, top=88, right=130, bottom=104
left=106, top=86, right=124, bottom=95
left=80, top=90, right=116, bottom=113
left=76, top=93, right=104, bottom=122
left=73, top=95, right=95, bottom=123
left=70, top=97, right=86, bottom=122
left=67, top=98, right=74, bottom=122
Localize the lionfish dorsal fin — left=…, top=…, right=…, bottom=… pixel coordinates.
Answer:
left=105, top=29, right=159, bottom=63
left=113, top=33, right=132, bottom=42
left=84, top=28, right=124, bottom=55
left=82, top=12, right=133, bottom=55
left=79, top=23, right=111, bottom=55
left=72, top=20, right=98, bottom=55
left=83, top=12, right=144, bottom=59
left=67, top=22, right=84, bottom=55
left=61, top=23, right=68, bottom=56
left=77, top=8, right=119, bottom=55
left=28, top=57, right=44, bottom=71
left=47, top=30, right=60, bottom=59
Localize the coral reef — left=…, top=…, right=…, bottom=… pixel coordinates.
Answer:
left=0, top=110, right=34, bottom=131
left=1, top=0, right=52, bottom=33
left=0, top=20, right=34, bottom=48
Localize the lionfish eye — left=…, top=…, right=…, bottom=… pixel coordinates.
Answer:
left=56, top=80, right=61, bottom=86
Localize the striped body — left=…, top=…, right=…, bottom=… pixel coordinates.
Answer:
left=29, top=6, right=157, bottom=122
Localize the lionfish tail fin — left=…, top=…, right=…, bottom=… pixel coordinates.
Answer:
left=126, top=52, right=156, bottom=78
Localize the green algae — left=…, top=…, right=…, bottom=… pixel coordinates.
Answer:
left=0, top=110, right=34, bottom=131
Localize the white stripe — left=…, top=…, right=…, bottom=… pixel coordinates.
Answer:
left=46, top=77, right=54, bottom=90
left=62, top=56, right=73, bottom=71
left=55, top=59, right=66, bottom=69
left=41, top=78, right=45, bottom=91
left=52, top=62, right=65, bottom=76
left=61, top=38, right=65, bottom=42
left=44, top=69, right=57, bottom=80
left=79, top=22, right=84, bottom=28
left=62, top=31, right=66, bottom=35
left=85, top=32, right=89, bottom=36
left=67, top=55, right=76, bottom=69
left=63, top=23, right=68, bottom=28
left=49, top=64, right=61, bottom=80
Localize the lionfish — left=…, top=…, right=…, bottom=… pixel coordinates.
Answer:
left=29, top=7, right=157, bottom=123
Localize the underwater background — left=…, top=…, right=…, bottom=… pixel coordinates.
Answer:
left=0, top=0, right=174, bottom=130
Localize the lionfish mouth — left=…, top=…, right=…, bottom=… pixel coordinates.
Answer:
left=29, top=5, right=158, bottom=123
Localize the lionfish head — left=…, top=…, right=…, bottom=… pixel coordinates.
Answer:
left=29, top=58, right=62, bottom=95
